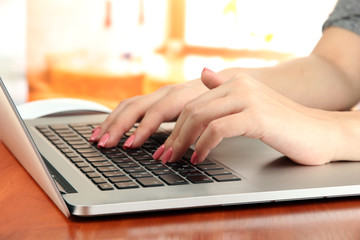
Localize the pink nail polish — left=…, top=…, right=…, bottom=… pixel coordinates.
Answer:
left=161, top=147, right=173, bottom=164
left=191, top=151, right=198, bottom=165
left=123, top=135, right=135, bottom=149
left=89, top=127, right=101, bottom=142
left=97, top=133, right=109, bottom=148
left=153, top=144, right=165, bottom=160
left=202, top=67, right=214, bottom=73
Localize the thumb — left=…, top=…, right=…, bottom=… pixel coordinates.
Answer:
left=201, top=68, right=226, bottom=90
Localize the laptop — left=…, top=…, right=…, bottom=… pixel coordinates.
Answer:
left=1, top=77, right=360, bottom=217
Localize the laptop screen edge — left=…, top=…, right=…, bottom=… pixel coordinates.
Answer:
left=0, top=78, right=70, bottom=217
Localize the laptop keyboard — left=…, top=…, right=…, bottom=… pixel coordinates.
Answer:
left=36, top=123, right=241, bottom=191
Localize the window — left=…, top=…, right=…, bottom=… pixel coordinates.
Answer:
left=184, top=0, right=337, bottom=57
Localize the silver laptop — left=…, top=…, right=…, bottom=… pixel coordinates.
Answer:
left=1, top=77, right=360, bottom=217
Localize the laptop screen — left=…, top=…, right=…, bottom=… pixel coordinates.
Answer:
left=0, top=78, right=70, bottom=217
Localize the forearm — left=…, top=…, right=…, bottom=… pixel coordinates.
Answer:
left=218, top=27, right=360, bottom=111
left=218, top=55, right=358, bottom=110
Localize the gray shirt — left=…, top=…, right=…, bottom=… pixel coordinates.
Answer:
left=323, top=0, right=360, bottom=35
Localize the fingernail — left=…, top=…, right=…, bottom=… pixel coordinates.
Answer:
left=191, top=151, right=198, bottom=165
left=202, top=67, right=214, bottom=73
left=97, top=133, right=109, bottom=148
left=161, top=147, right=173, bottom=164
left=123, top=135, right=135, bottom=149
left=89, top=127, right=101, bottom=142
left=153, top=144, right=165, bottom=160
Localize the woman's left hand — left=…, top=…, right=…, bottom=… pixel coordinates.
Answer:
left=154, top=68, right=343, bottom=166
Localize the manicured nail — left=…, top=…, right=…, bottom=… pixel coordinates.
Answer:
left=161, top=147, right=173, bottom=164
left=202, top=67, right=214, bottom=73
left=153, top=144, right=165, bottom=160
left=97, top=133, right=109, bottom=148
left=89, top=127, right=101, bottom=142
left=191, top=151, right=198, bottom=165
left=123, top=135, right=135, bottom=149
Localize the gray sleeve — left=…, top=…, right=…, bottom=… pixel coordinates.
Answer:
left=323, top=0, right=360, bottom=35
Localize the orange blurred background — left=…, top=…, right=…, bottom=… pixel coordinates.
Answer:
left=1, top=0, right=337, bottom=109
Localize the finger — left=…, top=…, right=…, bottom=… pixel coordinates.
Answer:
left=193, top=111, right=260, bottom=164
left=165, top=96, right=246, bottom=163
left=97, top=94, right=165, bottom=148
left=126, top=106, right=170, bottom=149
left=125, top=81, right=207, bottom=149
left=201, top=67, right=227, bottom=89
left=166, top=80, right=230, bottom=147
left=98, top=98, right=139, bottom=134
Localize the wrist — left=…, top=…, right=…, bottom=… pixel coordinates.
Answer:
left=330, top=111, right=360, bottom=162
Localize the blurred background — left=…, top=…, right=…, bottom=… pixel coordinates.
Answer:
left=1, top=0, right=337, bottom=109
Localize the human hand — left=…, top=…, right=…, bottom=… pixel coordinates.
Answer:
left=89, top=78, right=208, bottom=149
left=154, top=68, right=342, bottom=166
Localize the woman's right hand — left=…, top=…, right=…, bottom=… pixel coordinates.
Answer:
left=89, top=78, right=208, bottom=149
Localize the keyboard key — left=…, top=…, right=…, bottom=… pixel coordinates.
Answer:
left=81, top=152, right=103, bottom=158
left=108, top=176, right=133, bottom=183
left=178, top=169, right=203, bottom=177
left=92, top=161, right=113, bottom=167
left=87, top=156, right=108, bottom=162
left=72, top=144, right=92, bottom=149
left=65, top=152, right=78, bottom=158
left=115, top=182, right=139, bottom=189
left=100, top=148, right=119, bottom=154
left=196, top=164, right=224, bottom=171
left=98, top=183, right=114, bottom=191
left=145, top=164, right=168, bottom=171
left=92, top=177, right=107, bottom=184
left=56, top=144, right=69, bottom=149
left=61, top=148, right=74, bottom=153
left=159, top=174, right=189, bottom=185
left=103, top=171, right=126, bottom=177
left=130, top=172, right=153, bottom=178
left=87, top=172, right=102, bottom=178
left=137, top=159, right=158, bottom=166
left=76, top=162, right=89, bottom=168
left=182, top=150, right=193, bottom=161
left=112, top=158, right=133, bottom=164
left=150, top=132, right=168, bottom=143
left=152, top=169, right=174, bottom=175
left=70, top=157, right=84, bottom=163
left=137, top=177, right=164, bottom=187
left=106, top=152, right=128, bottom=159
left=116, top=162, right=139, bottom=168
left=97, top=166, right=120, bottom=172
left=123, top=167, right=146, bottom=173
left=133, top=155, right=153, bottom=161
left=81, top=166, right=95, bottom=173
left=206, top=169, right=232, bottom=176
left=125, top=149, right=147, bottom=157
left=170, top=163, right=194, bottom=172
left=213, top=174, right=241, bottom=182
left=187, top=175, right=214, bottom=184
left=77, top=148, right=97, bottom=154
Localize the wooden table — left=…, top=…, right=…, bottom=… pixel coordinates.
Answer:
left=1, top=141, right=360, bottom=240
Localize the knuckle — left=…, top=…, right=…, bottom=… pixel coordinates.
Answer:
left=183, top=102, right=203, bottom=121
left=246, top=108, right=265, bottom=125
left=162, top=84, right=184, bottom=96
left=207, top=120, right=223, bottom=137
left=230, top=74, right=259, bottom=92
left=107, top=120, right=127, bottom=135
